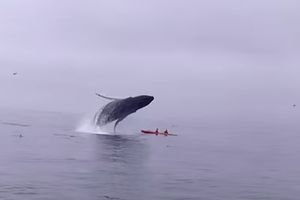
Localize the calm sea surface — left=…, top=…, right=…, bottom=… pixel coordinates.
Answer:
left=0, top=107, right=300, bottom=200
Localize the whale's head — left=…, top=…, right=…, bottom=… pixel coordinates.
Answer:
left=131, top=95, right=154, bottom=110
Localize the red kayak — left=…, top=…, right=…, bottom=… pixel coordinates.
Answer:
left=141, top=130, right=178, bottom=136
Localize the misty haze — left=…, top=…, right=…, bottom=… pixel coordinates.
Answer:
left=1, top=0, right=300, bottom=200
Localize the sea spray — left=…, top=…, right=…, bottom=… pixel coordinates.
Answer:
left=75, top=113, right=112, bottom=135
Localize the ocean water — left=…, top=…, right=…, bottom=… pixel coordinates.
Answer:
left=0, top=107, right=300, bottom=200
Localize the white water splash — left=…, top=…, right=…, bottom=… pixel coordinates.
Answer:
left=75, top=115, right=112, bottom=135
left=75, top=114, right=138, bottom=135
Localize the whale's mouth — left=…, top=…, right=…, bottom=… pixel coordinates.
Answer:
left=143, top=96, right=154, bottom=106
left=148, top=96, right=154, bottom=103
left=136, top=95, right=154, bottom=109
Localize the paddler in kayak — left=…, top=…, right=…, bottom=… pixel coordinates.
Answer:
left=164, top=129, right=169, bottom=136
left=155, top=128, right=159, bottom=135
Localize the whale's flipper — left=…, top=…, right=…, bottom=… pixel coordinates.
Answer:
left=95, top=93, right=122, bottom=101
left=113, top=117, right=126, bottom=133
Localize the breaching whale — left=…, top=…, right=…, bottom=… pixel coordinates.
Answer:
left=94, top=93, right=154, bottom=132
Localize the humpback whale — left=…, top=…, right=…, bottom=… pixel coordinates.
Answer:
left=94, top=93, right=154, bottom=132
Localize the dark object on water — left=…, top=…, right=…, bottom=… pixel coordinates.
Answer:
left=141, top=129, right=178, bottom=136
left=13, top=72, right=18, bottom=75
left=2, top=122, right=30, bottom=127
left=19, top=134, right=23, bottom=138
left=293, top=104, right=296, bottom=107
left=94, top=93, right=154, bottom=132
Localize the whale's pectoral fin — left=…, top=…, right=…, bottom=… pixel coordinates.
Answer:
left=95, top=93, right=122, bottom=101
left=113, top=117, right=126, bottom=133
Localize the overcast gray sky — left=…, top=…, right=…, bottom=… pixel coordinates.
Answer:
left=0, top=0, right=299, bottom=120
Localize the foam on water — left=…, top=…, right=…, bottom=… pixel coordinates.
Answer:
left=75, top=114, right=138, bottom=136
left=75, top=115, right=112, bottom=135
